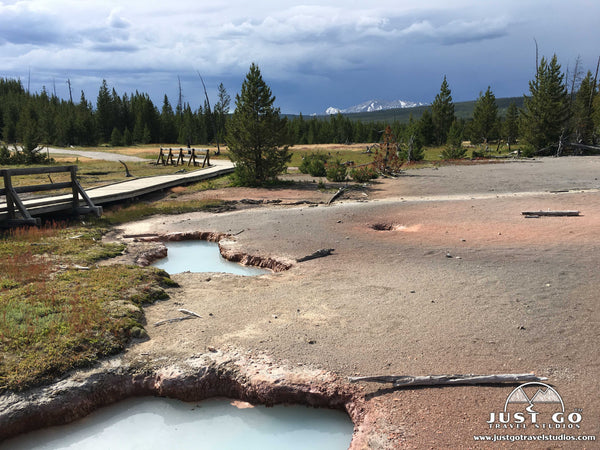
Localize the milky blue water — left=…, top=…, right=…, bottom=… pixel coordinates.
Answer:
left=2, top=397, right=354, bottom=450
left=152, top=240, right=268, bottom=276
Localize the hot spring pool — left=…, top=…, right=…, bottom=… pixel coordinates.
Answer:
left=151, top=240, right=268, bottom=276
left=2, top=397, right=354, bottom=449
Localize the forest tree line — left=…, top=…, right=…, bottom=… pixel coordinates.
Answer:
left=1, top=53, right=598, bottom=162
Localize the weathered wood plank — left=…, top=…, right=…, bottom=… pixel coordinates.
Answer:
left=349, top=373, right=548, bottom=387
left=0, top=165, right=75, bottom=176
left=0, top=182, right=73, bottom=195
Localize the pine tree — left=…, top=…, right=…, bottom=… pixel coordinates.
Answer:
left=431, top=76, right=455, bottom=145
left=226, top=63, right=290, bottom=185
left=503, top=101, right=519, bottom=151
left=160, top=95, right=177, bottom=143
left=96, top=80, right=114, bottom=143
left=213, top=83, right=230, bottom=152
left=441, top=120, right=466, bottom=159
left=520, top=55, right=570, bottom=152
left=401, top=117, right=424, bottom=162
left=110, top=126, right=123, bottom=146
left=470, top=86, right=498, bottom=144
left=178, top=103, right=196, bottom=146
left=594, top=95, right=600, bottom=142
left=416, top=109, right=435, bottom=146
left=572, top=71, right=596, bottom=144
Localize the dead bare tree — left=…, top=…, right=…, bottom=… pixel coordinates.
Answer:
left=568, top=55, right=583, bottom=103
left=177, top=76, right=183, bottom=114
left=197, top=72, right=221, bottom=156
left=66, top=78, right=73, bottom=104
left=590, top=56, right=600, bottom=110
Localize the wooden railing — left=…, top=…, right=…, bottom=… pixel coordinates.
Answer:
left=156, top=148, right=211, bottom=167
left=0, top=165, right=102, bottom=227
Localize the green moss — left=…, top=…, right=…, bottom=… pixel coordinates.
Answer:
left=0, top=225, right=178, bottom=393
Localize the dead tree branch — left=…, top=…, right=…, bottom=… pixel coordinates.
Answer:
left=349, top=373, right=548, bottom=387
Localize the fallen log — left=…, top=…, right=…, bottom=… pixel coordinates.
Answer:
left=521, top=210, right=580, bottom=217
left=296, top=248, right=334, bottom=262
left=348, top=373, right=548, bottom=387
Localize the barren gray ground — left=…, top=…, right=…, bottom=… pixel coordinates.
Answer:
left=116, top=157, right=600, bottom=448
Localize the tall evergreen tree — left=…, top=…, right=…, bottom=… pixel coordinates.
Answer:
left=178, top=103, right=196, bottom=146
left=226, top=63, right=290, bottom=185
left=503, top=101, right=519, bottom=151
left=416, top=109, right=435, bottom=146
left=442, top=119, right=466, bottom=159
left=520, top=55, right=570, bottom=151
left=572, top=71, right=596, bottom=144
left=213, top=83, right=231, bottom=151
left=431, top=76, right=455, bottom=145
left=96, top=80, right=114, bottom=143
left=160, top=95, right=177, bottom=143
left=75, top=91, right=97, bottom=146
left=470, top=86, right=498, bottom=144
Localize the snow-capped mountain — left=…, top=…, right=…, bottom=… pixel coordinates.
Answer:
left=325, top=99, right=427, bottom=115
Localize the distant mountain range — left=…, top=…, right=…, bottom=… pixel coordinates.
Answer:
left=325, top=99, right=428, bottom=115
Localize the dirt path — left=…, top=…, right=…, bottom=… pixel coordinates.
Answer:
left=46, top=147, right=148, bottom=162
left=115, top=156, right=600, bottom=448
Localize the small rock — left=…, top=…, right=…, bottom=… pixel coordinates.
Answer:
left=207, top=346, right=218, bottom=353
left=272, top=315, right=278, bottom=319
left=209, top=313, right=214, bottom=317
left=307, top=339, right=316, bottom=344
left=410, top=290, right=416, bottom=293
left=518, top=326, right=526, bottom=330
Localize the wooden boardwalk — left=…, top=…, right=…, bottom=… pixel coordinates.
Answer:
left=0, top=160, right=234, bottom=224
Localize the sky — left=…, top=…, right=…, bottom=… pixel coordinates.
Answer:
left=1, top=0, right=599, bottom=114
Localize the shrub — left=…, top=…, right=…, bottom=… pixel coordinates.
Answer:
left=350, top=165, right=378, bottom=182
left=299, top=153, right=329, bottom=177
left=326, top=158, right=347, bottom=182
left=441, top=146, right=467, bottom=159
left=520, top=145, right=537, bottom=158
left=374, top=126, right=403, bottom=174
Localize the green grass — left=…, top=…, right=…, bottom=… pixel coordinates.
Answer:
left=288, top=148, right=374, bottom=168
left=0, top=223, right=177, bottom=393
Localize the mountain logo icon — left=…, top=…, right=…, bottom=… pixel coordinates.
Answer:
left=504, top=382, right=564, bottom=412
